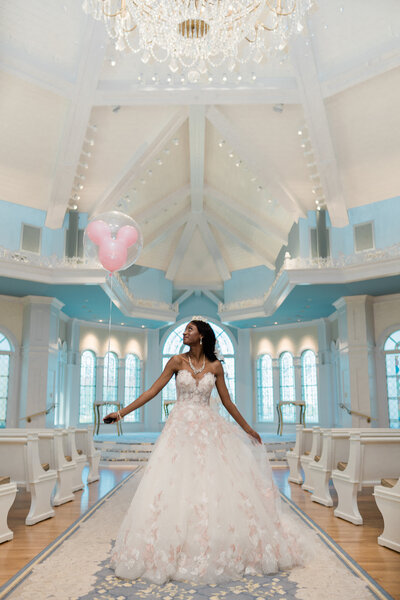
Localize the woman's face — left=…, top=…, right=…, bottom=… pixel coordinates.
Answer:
left=183, top=322, right=202, bottom=346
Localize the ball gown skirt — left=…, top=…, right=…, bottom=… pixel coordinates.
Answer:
left=111, top=369, right=314, bottom=584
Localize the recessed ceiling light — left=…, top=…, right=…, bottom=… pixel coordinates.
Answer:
left=99, top=319, right=103, bottom=323
left=141, top=324, right=145, bottom=328
left=274, top=321, right=278, bottom=325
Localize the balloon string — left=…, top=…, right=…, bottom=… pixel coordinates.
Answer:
left=106, top=273, right=113, bottom=405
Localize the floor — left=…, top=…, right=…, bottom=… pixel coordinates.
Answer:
left=1, top=466, right=399, bottom=599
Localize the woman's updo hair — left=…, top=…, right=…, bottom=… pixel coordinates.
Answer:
left=190, top=320, right=219, bottom=362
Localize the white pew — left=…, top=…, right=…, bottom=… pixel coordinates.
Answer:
left=63, top=428, right=87, bottom=492
left=309, top=428, right=351, bottom=506
left=74, top=428, right=101, bottom=483
left=332, top=430, right=400, bottom=524
left=0, top=434, right=57, bottom=525
left=374, top=477, right=400, bottom=552
left=286, top=425, right=313, bottom=484
left=300, top=426, right=323, bottom=492
left=2, top=429, right=76, bottom=506
left=0, top=476, right=17, bottom=543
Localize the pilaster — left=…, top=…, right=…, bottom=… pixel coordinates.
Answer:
left=19, top=296, right=64, bottom=428
left=333, top=295, right=377, bottom=427
left=236, top=329, right=252, bottom=424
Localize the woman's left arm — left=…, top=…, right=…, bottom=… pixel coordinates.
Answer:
left=215, top=362, right=262, bottom=444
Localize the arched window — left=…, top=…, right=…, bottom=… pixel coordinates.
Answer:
left=124, top=353, right=141, bottom=422
left=103, top=351, right=118, bottom=417
left=279, top=351, right=295, bottom=422
left=256, top=354, right=274, bottom=422
left=301, top=350, right=319, bottom=423
left=384, top=330, right=400, bottom=428
left=0, top=333, right=11, bottom=428
left=79, top=350, right=96, bottom=423
left=161, top=321, right=235, bottom=420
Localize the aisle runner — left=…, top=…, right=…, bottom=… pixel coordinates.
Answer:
left=95, top=440, right=293, bottom=466
left=3, top=468, right=390, bottom=600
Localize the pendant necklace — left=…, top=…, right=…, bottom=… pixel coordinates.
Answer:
left=188, top=354, right=205, bottom=375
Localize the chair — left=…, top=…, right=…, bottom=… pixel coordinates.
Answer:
left=93, top=401, right=123, bottom=435
left=276, top=400, right=306, bottom=435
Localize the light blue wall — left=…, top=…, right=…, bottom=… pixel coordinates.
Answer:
left=0, top=199, right=89, bottom=259
left=124, top=267, right=173, bottom=303
left=224, top=265, right=275, bottom=304
left=298, top=196, right=400, bottom=259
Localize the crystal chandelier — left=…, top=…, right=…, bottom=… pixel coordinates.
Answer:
left=83, top=0, right=313, bottom=73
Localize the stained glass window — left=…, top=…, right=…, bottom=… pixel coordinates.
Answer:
left=256, top=354, right=274, bottom=422
left=384, top=331, right=400, bottom=428
left=279, top=351, right=295, bottom=422
left=103, top=352, right=118, bottom=417
left=0, top=333, right=11, bottom=428
left=301, top=350, right=319, bottom=423
left=79, top=350, right=96, bottom=423
left=161, top=321, right=235, bottom=420
left=124, top=354, right=141, bottom=422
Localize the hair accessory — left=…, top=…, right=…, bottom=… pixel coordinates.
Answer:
left=191, top=315, right=208, bottom=323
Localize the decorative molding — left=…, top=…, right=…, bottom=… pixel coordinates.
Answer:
left=219, top=243, right=400, bottom=322
left=0, top=246, right=105, bottom=284
left=103, top=273, right=178, bottom=322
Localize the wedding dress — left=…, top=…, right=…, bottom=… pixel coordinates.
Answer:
left=111, top=369, right=313, bottom=584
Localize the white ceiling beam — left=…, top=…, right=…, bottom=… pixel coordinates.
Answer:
left=189, top=106, right=206, bottom=212
left=321, top=38, right=400, bottom=99
left=134, top=185, right=190, bottom=222
left=45, top=18, right=107, bottom=229
left=93, top=78, right=300, bottom=106
left=205, top=210, right=276, bottom=270
left=201, top=289, right=222, bottom=306
left=198, top=215, right=231, bottom=281
left=206, top=106, right=306, bottom=218
left=165, top=217, right=197, bottom=281
left=290, top=28, right=348, bottom=227
left=205, top=184, right=287, bottom=245
left=173, top=288, right=195, bottom=306
left=93, top=108, right=188, bottom=215
left=144, top=211, right=189, bottom=250
left=0, top=55, right=74, bottom=99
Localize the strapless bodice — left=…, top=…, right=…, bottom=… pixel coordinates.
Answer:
left=175, top=369, right=216, bottom=406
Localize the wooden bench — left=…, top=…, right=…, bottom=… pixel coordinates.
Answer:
left=63, top=428, right=87, bottom=492
left=286, top=425, right=314, bottom=484
left=374, top=477, right=400, bottom=552
left=0, top=476, right=17, bottom=543
left=2, top=429, right=76, bottom=506
left=309, top=428, right=351, bottom=506
left=0, top=434, right=57, bottom=525
left=74, top=428, right=101, bottom=483
left=332, top=430, right=400, bottom=524
left=299, top=426, right=323, bottom=492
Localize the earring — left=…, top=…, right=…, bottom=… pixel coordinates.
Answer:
left=200, top=338, right=203, bottom=345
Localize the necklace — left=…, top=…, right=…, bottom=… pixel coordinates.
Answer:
left=188, top=354, right=205, bottom=375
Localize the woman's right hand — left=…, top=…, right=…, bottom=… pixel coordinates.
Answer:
left=103, top=412, right=120, bottom=424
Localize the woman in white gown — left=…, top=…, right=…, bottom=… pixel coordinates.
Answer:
left=104, top=317, right=310, bottom=585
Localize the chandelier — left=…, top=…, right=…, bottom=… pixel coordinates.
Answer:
left=82, top=0, right=313, bottom=73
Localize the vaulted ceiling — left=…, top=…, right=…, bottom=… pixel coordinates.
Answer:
left=1, top=0, right=400, bottom=290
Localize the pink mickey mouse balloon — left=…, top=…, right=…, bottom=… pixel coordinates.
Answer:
left=84, top=211, right=143, bottom=273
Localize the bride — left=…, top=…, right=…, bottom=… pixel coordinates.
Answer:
left=104, top=317, right=311, bottom=585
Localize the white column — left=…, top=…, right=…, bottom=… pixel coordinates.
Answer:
left=236, top=329, right=252, bottom=424
left=19, top=296, right=64, bottom=428
left=317, top=318, right=334, bottom=427
left=145, top=329, right=162, bottom=432
left=65, top=319, right=80, bottom=427
left=333, top=295, right=377, bottom=427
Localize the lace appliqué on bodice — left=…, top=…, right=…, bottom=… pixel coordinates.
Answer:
left=175, top=369, right=216, bottom=407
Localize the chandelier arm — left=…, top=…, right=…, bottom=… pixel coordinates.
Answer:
left=258, top=21, right=279, bottom=31
left=265, top=0, right=297, bottom=17
left=101, top=0, right=127, bottom=18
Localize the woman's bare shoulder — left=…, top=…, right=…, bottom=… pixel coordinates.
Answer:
left=211, top=359, right=224, bottom=375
